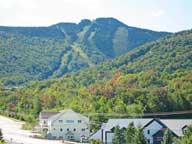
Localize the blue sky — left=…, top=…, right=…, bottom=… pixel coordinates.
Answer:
left=0, top=0, right=191, bottom=32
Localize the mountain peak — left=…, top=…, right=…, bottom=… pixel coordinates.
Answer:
left=51, top=22, right=77, bottom=27
left=94, top=17, right=126, bottom=26
left=78, top=19, right=91, bottom=28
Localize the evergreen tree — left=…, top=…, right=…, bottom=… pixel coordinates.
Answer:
left=184, top=125, right=192, bottom=137
left=0, top=129, right=3, bottom=141
left=174, top=125, right=192, bottom=144
left=133, top=125, right=147, bottom=144
left=112, top=125, right=121, bottom=144
left=124, top=122, right=136, bottom=143
left=112, top=125, right=125, bottom=144
left=161, top=129, right=172, bottom=144
left=33, top=97, right=42, bottom=115
left=120, top=128, right=126, bottom=144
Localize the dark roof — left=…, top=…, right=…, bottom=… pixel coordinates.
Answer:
left=153, top=128, right=178, bottom=138
left=39, top=112, right=58, bottom=119
left=153, top=128, right=167, bottom=137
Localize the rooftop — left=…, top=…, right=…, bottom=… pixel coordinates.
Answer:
left=161, top=119, right=192, bottom=136
left=102, top=118, right=192, bottom=137
left=39, top=112, right=59, bottom=119
left=104, top=118, right=153, bottom=131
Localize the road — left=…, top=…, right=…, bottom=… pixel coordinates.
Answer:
left=0, top=115, right=62, bottom=144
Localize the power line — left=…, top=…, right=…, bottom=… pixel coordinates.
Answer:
left=1, top=109, right=192, bottom=122
left=84, top=110, right=192, bottom=117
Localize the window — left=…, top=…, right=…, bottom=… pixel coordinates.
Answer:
left=67, top=136, right=74, bottom=140
left=53, top=136, right=56, bottom=139
left=59, top=136, right=63, bottom=140
left=67, top=128, right=69, bottom=131
left=78, top=120, right=82, bottom=123
left=147, top=130, right=150, bottom=134
left=147, top=139, right=150, bottom=143
left=82, top=128, right=85, bottom=131
left=182, top=126, right=188, bottom=134
left=43, top=128, right=48, bottom=132
left=73, top=128, right=76, bottom=131
left=154, top=137, right=163, bottom=142
left=66, top=120, right=74, bottom=123
left=60, top=128, right=63, bottom=132
left=183, top=129, right=187, bottom=134
left=59, top=120, right=63, bottom=123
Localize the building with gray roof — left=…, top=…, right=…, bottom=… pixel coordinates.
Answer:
left=90, top=118, right=192, bottom=144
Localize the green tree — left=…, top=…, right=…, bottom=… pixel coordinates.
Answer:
left=124, top=122, right=136, bottom=143
left=112, top=125, right=125, bottom=144
left=0, top=129, right=4, bottom=142
left=184, top=125, right=192, bottom=137
left=112, top=125, right=121, bottom=144
left=90, top=139, right=102, bottom=144
left=161, top=129, right=173, bottom=144
left=127, top=103, right=144, bottom=118
left=133, top=125, right=147, bottom=144
left=174, top=125, right=192, bottom=144
left=33, top=97, right=41, bottom=115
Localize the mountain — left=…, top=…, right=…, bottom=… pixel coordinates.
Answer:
left=0, top=29, right=191, bottom=121
left=0, top=18, right=170, bottom=85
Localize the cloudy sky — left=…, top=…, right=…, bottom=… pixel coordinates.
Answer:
left=0, top=0, right=191, bottom=32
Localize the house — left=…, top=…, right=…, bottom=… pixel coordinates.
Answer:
left=144, top=119, right=192, bottom=144
left=38, top=109, right=89, bottom=142
left=39, top=111, right=58, bottom=134
left=90, top=118, right=192, bottom=144
left=142, top=119, right=172, bottom=144
left=101, top=118, right=153, bottom=144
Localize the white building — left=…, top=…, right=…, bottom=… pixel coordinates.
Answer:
left=39, top=111, right=58, bottom=134
left=39, top=109, right=89, bottom=142
left=90, top=118, right=192, bottom=144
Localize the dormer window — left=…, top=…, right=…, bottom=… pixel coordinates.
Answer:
left=182, top=125, right=188, bottom=134
left=82, top=128, right=85, bottom=131
left=183, top=129, right=187, bottom=134
left=66, top=120, right=74, bottom=123
left=147, top=130, right=150, bottom=134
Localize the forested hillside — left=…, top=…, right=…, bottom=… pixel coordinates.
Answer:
left=0, top=29, right=191, bottom=121
left=0, top=18, right=170, bottom=85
